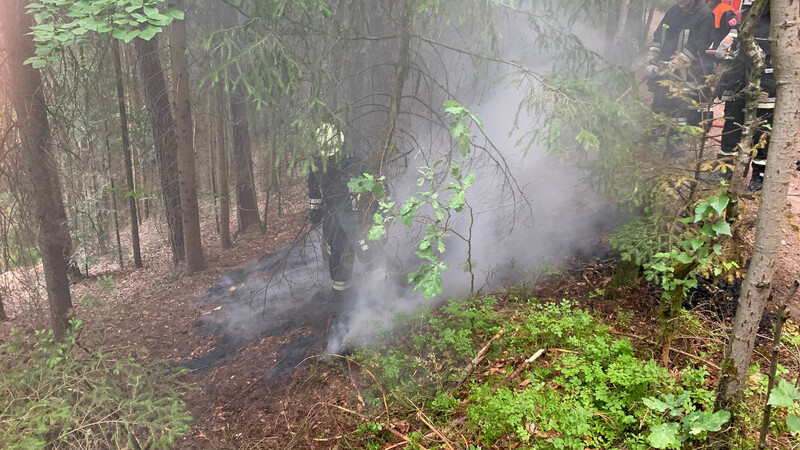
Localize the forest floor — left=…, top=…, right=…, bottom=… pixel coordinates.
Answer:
left=2, top=169, right=800, bottom=449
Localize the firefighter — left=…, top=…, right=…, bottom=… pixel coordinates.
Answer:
left=645, top=0, right=715, bottom=154
left=706, top=0, right=741, bottom=52
left=307, top=120, right=373, bottom=298
left=716, top=0, right=773, bottom=191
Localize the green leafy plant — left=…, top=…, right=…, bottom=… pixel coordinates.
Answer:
left=643, top=393, right=730, bottom=449
left=96, top=275, right=121, bottom=297
left=766, top=377, right=800, bottom=433
left=349, top=101, right=480, bottom=298
left=26, top=0, right=184, bottom=68
left=468, top=301, right=672, bottom=449
left=420, top=296, right=501, bottom=357
left=0, top=320, right=193, bottom=449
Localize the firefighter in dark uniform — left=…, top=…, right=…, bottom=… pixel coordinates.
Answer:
left=716, top=0, right=774, bottom=191
left=645, top=0, right=715, bottom=154
left=307, top=121, right=373, bottom=297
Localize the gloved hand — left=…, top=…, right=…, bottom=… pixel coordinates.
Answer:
left=646, top=47, right=659, bottom=64
left=355, top=239, right=375, bottom=264
left=645, top=63, right=660, bottom=79
left=664, top=58, right=682, bottom=73
left=715, top=31, right=736, bottom=60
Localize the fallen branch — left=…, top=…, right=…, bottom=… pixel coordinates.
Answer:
left=311, top=435, right=343, bottom=442
left=417, top=411, right=455, bottom=450
left=495, top=349, right=545, bottom=391
left=610, top=330, right=720, bottom=371
left=448, top=331, right=503, bottom=395
left=324, top=403, right=365, bottom=419
left=386, top=424, right=428, bottom=450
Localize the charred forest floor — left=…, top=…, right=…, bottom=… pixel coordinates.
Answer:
left=2, top=172, right=800, bottom=449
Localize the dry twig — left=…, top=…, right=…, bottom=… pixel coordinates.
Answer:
left=610, top=330, right=720, bottom=370
left=417, top=411, right=455, bottom=450
left=448, top=331, right=503, bottom=395
left=386, top=424, right=428, bottom=450
left=500, top=348, right=545, bottom=388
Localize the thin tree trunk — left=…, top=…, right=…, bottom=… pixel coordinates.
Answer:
left=228, top=67, right=260, bottom=233
left=725, top=0, right=769, bottom=223
left=216, top=86, right=233, bottom=248
left=716, top=0, right=800, bottom=411
left=134, top=35, right=185, bottom=265
left=209, top=93, right=220, bottom=234
left=616, top=0, right=630, bottom=39
left=640, top=1, right=656, bottom=52
left=371, top=1, right=413, bottom=176
left=127, top=46, right=151, bottom=224
left=1, top=0, right=74, bottom=339
left=0, top=294, right=7, bottom=321
left=169, top=0, right=205, bottom=274
left=112, top=39, right=143, bottom=268
left=107, top=152, right=124, bottom=269
left=759, top=277, right=800, bottom=448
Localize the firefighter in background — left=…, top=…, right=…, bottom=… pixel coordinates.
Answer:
left=645, top=0, right=715, bottom=154
left=716, top=0, right=773, bottom=191
left=706, top=0, right=740, bottom=53
left=307, top=120, right=373, bottom=297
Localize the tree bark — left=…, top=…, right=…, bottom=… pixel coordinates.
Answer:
left=371, top=1, right=413, bottom=176
left=759, top=277, right=800, bottom=447
left=112, top=39, right=143, bottom=268
left=107, top=155, right=124, bottom=269
left=134, top=35, right=185, bottom=265
left=228, top=67, right=261, bottom=233
left=1, top=0, right=74, bottom=339
left=725, top=0, right=769, bottom=224
left=216, top=86, right=233, bottom=248
left=103, top=120, right=124, bottom=269
left=169, top=0, right=205, bottom=274
left=0, top=294, right=7, bottom=321
left=716, top=0, right=800, bottom=411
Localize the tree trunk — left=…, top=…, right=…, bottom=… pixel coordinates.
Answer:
left=208, top=93, right=220, bottom=234
left=107, top=154, right=124, bottom=269
left=134, top=35, right=185, bottom=265
left=716, top=0, right=800, bottom=411
left=216, top=86, right=233, bottom=248
left=725, top=0, right=769, bottom=223
left=228, top=67, right=261, bottom=233
left=169, top=0, right=205, bottom=274
left=0, top=294, right=7, bottom=321
left=371, top=1, right=413, bottom=176
left=112, top=39, right=143, bottom=268
left=1, top=0, right=74, bottom=339
left=759, top=277, right=800, bottom=447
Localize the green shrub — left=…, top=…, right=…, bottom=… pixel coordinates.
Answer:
left=467, top=300, right=671, bottom=449
left=0, top=321, right=193, bottom=449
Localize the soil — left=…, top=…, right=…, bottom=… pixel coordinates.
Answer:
left=1, top=170, right=799, bottom=450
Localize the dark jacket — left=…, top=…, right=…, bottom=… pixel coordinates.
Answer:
left=307, top=155, right=363, bottom=212
left=651, top=0, right=715, bottom=82
left=719, top=6, right=774, bottom=101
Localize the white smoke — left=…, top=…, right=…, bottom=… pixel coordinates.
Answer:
left=193, top=4, right=625, bottom=360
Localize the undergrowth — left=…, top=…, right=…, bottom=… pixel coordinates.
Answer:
left=351, top=290, right=735, bottom=449
left=0, top=320, right=193, bottom=449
